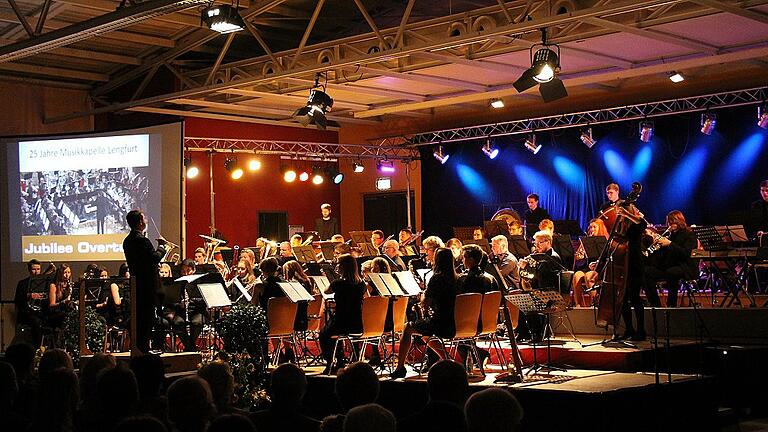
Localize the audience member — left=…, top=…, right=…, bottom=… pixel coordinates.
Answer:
left=95, top=364, right=140, bottom=431
left=398, top=360, right=468, bottom=432
left=464, top=388, right=523, bottom=432
left=38, top=348, right=73, bottom=380
left=198, top=361, right=243, bottom=415
left=130, top=354, right=169, bottom=424
left=335, top=362, right=380, bottom=412
left=167, top=376, right=216, bottom=432
left=209, top=414, right=257, bottom=432
left=114, top=415, right=168, bottom=432
left=79, top=353, right=116, bottom=411
left=29, top=367, right=79, bottom=432
left=250, top=363, right=319, bottom=432
left=4, top=342, right=38, bottom=419
left=343, top=403, right=396, bottom=432
left=0, top=361, right=28, bottom=430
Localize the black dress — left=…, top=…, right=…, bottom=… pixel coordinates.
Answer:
left=412, top=274, right=456, bottom=339
left=318, top=279, right=365, bottom=363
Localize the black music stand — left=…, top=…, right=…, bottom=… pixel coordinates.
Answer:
left=552, top=234, right=575, bottom=269
left=484, top=220, right=509, bottom=239
left=465, top=238, right=491, bottom=255
left=358, top=243, right=380, bottom=257
left=580, top=237, right=608, bottom=261
left=453, top=226, right=480, bottom=242
left=506, top=292, right=568, bottom=374
left=508, top=235, right=532, bottom=258
left=554, top=220, right=585, bottom=237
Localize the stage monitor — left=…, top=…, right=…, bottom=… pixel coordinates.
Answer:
left=1, top=123, right=182, bottom=300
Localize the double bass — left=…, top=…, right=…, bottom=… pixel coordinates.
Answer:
left=595, top=183, right=645, bottom=329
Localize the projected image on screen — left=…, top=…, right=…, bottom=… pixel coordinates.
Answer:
left=16, top=134, right=151, bottom=261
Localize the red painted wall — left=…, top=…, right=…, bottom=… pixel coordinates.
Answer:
left=183, top=119, right=340, bottom=257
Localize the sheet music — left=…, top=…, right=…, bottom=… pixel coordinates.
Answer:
left=380, top=273, right=405, bottom=296
left=174, top=273, right=207, bottom=283
left=198, top=283, right=232, bottom=308
left=290, top=282, right=314, bottom=301
left=393, top=271, right=422, bottom=296
left=368, top=273, right=400, bottom=296
left=278, top=282, right=314, bottom=302
left=233, top=278, right=252, bottom=302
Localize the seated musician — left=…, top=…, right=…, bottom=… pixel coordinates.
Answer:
left=45, top=263, right=73, bottom=330
left=193, top=247, right=207, bottom=265
left=490, top=235, right=520, bottom=292
left=159, top=263, right=171, bottom=278
left=277, top=242, right=296, bottom=266
left=240, top=248, right=260, bottom=277
left=252, top=257, right=285, bottom=314
left=290, top=234, right=303, bottom=247
left=391, top=248, right=457, bottom=379
left=457, top=245, right=498, bottom=295
left=517, top=231, right=565, bottom=342
left=96, top=266, right=123, bottom=327
left=571, top=218, right=609, bottom=307
left=538, top=219, right=555, bottom=237
left=226, top=258, right=257, bottom=301
left=643, top=210, right=698, bottom=307
left=371, top=230, right=386, bottom=251
left=446, top=238, right=464, bottom=273
left=319, top=254, right=367, bottom=373
left=331, top=234, right=345, bottom=243
left=14, top=259, right=43, bottom=343
left=748, top=179, right=768, bottom=239
left=176, top=259, right=205, bottom=352
left=382, top=239, right=406, bottom=271
left=283, top=260, right=316, bottom=337
left=509, top=219, right=524, bottom=236
left=399, top=229, right=413, bottom=245
left=409, top=236, right=445, bottom=273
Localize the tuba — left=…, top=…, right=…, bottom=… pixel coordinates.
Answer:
left=159, top=238, right=179, bottom=263
left=492, top=208, right=523, bottom=235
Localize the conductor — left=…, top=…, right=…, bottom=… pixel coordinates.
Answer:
left=123, top=210, right=166, bottom=354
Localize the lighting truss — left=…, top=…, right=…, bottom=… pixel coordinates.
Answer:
left=399, top=87, right=768, bottom=146
left=184, top=137, right=420, bottom=161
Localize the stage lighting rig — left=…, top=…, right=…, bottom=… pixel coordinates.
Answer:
left=433, top=146, right=450, bottom=164
left=639, top=121, right=654, bottom=143
left=523, top=134, right=541, bottom=155
left=700, top=112, right=717, bottom=135
left=283, top=168, right=297, bottom=183
left=353, top=161, right=365, bottom=173
left=513, top=29, right=568, bottom=103
left=377, top=159, right=396, bottom=173
left=482, top=139, right=499, bottom=159
left=758, top=104, right=768, bottom=129
left=293, top=73, right=335, bottom=130
left=201, top=3, right=245, bottom=34
left=580, top=128, right=597, bottom=148
left=184, top=154, right=199, bottom=178
left=224, top=156, right=243, bottom=180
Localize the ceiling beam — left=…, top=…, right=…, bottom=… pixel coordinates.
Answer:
left=412, top=51, right=525, bottom=74
left=54, top=0, right=202, bottom=27
left=688, top=0, right=768, bottom=25
left=583, top=17, right=720, bottom=55
left=351, top=0, right=387, bottom=48
left=354, top=65, right=488, bottom=91
left=353, top=45, right=768, bottom=118
left=282, top=76, right=428, bottom=101
left=0, top=0, right=199, bottom=62
left=0, top=37, right=140, bottom=64
left=288, top=0, right=325, bottom=69
left=126, top=106, right=341, bottom=130
left=219, top=88, right=370, bottom=110
left=0, top=61, right=109, bottom=81
left=6, top=0, right=35, bottom=37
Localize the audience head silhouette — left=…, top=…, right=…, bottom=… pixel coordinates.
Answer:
left=167, top=376, right=216, bottom=432
left=270, top=363, right=307, bottom=409
left=343, top=403, right=395, bottom=432
left=198, top=361, right=235, bottom=413
left=334, top=362, right=379, bottom=412
left=427, top=360, right=469, bottom=405
left=465, top=388, right=523, bottom=432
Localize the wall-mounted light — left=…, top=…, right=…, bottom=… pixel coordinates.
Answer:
left=376, top=177, right=392, bottom=191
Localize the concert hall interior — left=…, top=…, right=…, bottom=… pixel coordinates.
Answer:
left=2, top=1, right=768, bottom=432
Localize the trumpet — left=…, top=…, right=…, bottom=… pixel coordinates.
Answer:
left=643, top=227, right=671, bottom=257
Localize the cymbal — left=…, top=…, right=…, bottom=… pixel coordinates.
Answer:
left=199, top=234, right=227, bottom=244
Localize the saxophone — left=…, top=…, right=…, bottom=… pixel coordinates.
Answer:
left=519, top=255, right=541, bottom=280
left=643, top=227, right=671, bottom=257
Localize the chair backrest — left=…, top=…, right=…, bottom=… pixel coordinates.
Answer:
left=479, top=291, right=502, bottom=335
left=267, top=297, right=298, bottom=336
left=305, top=294, right=323, bottom=333
left=391, top=297, right=409, bottom=334
left=360, top=296, right=389, bottom=338
left=453, top=293, right=482, bottom=339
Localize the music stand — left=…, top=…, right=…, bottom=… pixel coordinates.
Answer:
left=465, top=238, right=491, bottom=255
left=552, top=234, right=574, bottom=269
left=484, top=220, right=509, bottom=239
left=508, top=235, right=531, bottom=258
left=297, top=231, right=319, bottom=243
left=692, top=226, right=727, bottom=251
left=358, top=243, right=380, bottom=257
left=198, top=283, right=232, bottom=309
left=508, top=291, right=569, bottom=373
left=453, top=226, right=479, bottom=242
left=506, top=293, right=545, bottom=374
left=369, top=274, right=405, bottom=297
left=399, top=245, right=418, bottom=257
left=292, top=246, right=317, bottom=263
left=580, top=237, right=608, bottom=261
left=392, top=271, right=423, bottom=296
left=554, top=220, right=585, bottom=236
left=318, top=242, right=338, bottom=261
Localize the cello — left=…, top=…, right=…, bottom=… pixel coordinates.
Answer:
left=595, top=183, right=645, bottom=330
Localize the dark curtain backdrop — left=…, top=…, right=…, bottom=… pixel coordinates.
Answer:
left=421, top=104, right=768, bottom=239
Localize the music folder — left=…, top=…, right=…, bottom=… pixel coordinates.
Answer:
left=393, top=271, right=422, bottom=296
left=309, top=276, right=334, bottom=300
left=198, top=283, right=232, bottom=308
left=579, top=236, right=608, bottom=260
left=278, top=282, right=314, bottom=302
left=293, top=245, right=317, bottom=263
left=232, top=278, right=252, bottom=302
left=369, top=273, right=405, bottom=297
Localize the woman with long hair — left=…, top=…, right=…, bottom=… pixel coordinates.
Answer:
left=571, top=218, right=609, bottom=306
left=46, top=263, right=73, bottom=329
left=318, top=254, right=366, bottom=373
left=391, top=247, right=458, bottom=379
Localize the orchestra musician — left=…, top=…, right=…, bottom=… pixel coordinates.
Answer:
left=283, top=260, right=315, bottom=337
left=193, top=247, right=207, bottom=265
left=613, top=203, right=648, bottom=341
left=277, top=242, right=296, bottom=266
left=371, top=230, right=386, bottom=251
left=445, top=238, right=464, bottom=273
left=391, top=248, right=457, bottom=379
left=457, top=244, right=498, bottom=368
left=290, top=234, right=303, bottom=248
left=490, top=235, right=520, bottom=292
left=600, top=183, right=621, bottom=212
left=45, top=263, right=73, bottom=331
left=240, top=248, right=260, bottom=277
left=123, top=209, right=166, bottom=353
left=96, top=266, right=123, bottom=327
left=508, top=219, right=524, bottom=236
left=399, top=229, right=413, bottom=245
left=252, top=257, right=285, bottom=314
left=643, top=210, right=698, bottom=308
left=524, top=193, right=551, bottom=227
left=748, top=180, right=768, bottom=239
left=382, top=239, right=406, bottom=271
left=177, top=259, right=205, bottom=352
left=409, top=236, right=445, bottom=274
left=472, top=228, right=484, bottom=240
left=538, top=219, right=555, bottom=237
left=319, top=254, right=367, bottom=374
left=331, top=234, right=345, bottom=243
left=226, top=259, right=257, bottom=300
left=315, top=203, right=339, bottom=240
left=517, top=231, right=565, bottom=342
left=14, top=259, right=43, bottom=343
left=571, top=219, right=609, bottom=307
left=159, top=263, right=171, bottom=278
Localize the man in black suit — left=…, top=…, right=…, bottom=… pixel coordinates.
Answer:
left=524, top=193, right=551, bottom=227
left=14, top=259, right=43, bottom=343
left=315, top=203, right=339, bottom=240
left=123, top=210, right=166, bottom=354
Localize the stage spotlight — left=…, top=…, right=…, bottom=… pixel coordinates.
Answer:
left=293, top=73, right=334, bottom=130
left=482, top=139, right=499, bottom=159
left=284, top=169, right=297, bottom=183
left=639, top=121, right=654, bottom=143
left=248, top=158, right=261, bottom=171
left=332, top=172, right=344, bottom=184
left=377, top=159, right=396, bottom=173
left=433, top=146, right=450, bottom=164
left=524, top=134, right=541, bottom=155
left=758, top=104, right=768, bottom=129
left=299, top=171, right=309, bottom=182
left=700, top=112, right=717, bottom=135
left=513, top=31, right=568, bottom=103
left=201, top=4, right=245, bottom=34
left=580, top=128, right=597, bottom=148
left=668, top=71, right=685, bottom=83
left=353, top=162, right=365, bottom=173
left=376, top=177, right=392, bottom=191
left=490, top=98, right=505, bottom=109
left=184, top=155, right=199, bottom=178
left=312, top=173, right=324, bottom=185
left=224, top=156, right=243, bottom=180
